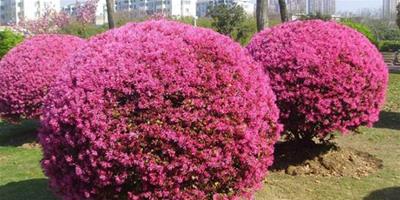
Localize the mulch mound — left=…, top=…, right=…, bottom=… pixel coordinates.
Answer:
left=271, top=141, right=383, bottom=178
left=19, top=142, right=41, bottom=149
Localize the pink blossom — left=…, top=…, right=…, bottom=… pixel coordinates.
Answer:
left=40, top=20, right=281, bottom=199
left=247, top=20, right=388, bottom=139
left=75, top=0, right=99, bottom=24
left=0, top=35, right=85, bottom=121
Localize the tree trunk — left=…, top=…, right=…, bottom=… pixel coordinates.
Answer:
left=106, top=0, right=115, bottom=29
left=397, top=3, right=400, bottom=29
left=256, top=0, right=268, bottom=32
left=278, top=0, right=288, bottom=22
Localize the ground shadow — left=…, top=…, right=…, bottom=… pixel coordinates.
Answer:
left=363, top=187, right=400, bottom=200
left=270, top=140, right=335, bottom=171
left=0, top=179, right=56, bottom=200
left=389, top=70, right=400, bottom=74
left=374, top=111, right=400, bottom=131
left=0, top=120, right=39, bottom=146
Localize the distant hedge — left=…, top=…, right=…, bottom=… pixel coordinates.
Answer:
left=0, top=29, right=24, bottom=58
left=341, top=20, right=379, bottom=48
left=379, top=40, right=400, bottom=52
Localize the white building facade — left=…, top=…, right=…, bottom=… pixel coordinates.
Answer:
left=383, top=0, right=400, bottom=19
left=306, top=0, right=335, bottom=15
left=115, top=0, right=197, bottom=17
left=0, top=0, right=60, bottom=25
left=268, top=0, right=307, bottom=16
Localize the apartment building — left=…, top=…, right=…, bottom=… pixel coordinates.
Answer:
left=115, top=0, right=196, bottom=17
left=0, top=0, right=60, bottom=25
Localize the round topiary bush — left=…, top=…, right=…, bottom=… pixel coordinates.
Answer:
left=340, top=19, right=379, bottom=48
left=0, top=34, right=85, bottom=121
left=246, top=20, right=388, bottom=141
left=40, top=20, right=281, bottom=199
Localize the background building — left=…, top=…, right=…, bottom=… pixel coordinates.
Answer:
left=268, top=0, right=307, bottom=15
left=115, top=0, right=197, bottom=17
left=383, top=0, right=400, bottom=19
left=306, top=0, right=336, bottom=15
left=0, top=0, right=60, bottom=25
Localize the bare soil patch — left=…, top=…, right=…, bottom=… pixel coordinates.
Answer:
left=19, top=142, right=41, bottom=149
left=271, top=141, right=383, bottom=178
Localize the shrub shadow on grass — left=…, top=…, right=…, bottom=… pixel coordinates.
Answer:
left=363, top=187, right=400, bottom=200
left=0, top=179, right=56, bottom=200
left=0, top=120, right=39, bottom=146
left=270, top=140, right=335, bottom=171
left=374, top=111, right=400, bottom=131
left=388, top=70, right=400, bottom=75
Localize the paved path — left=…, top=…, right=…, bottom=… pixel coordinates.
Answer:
left=388, top=64, right=400, bottom=72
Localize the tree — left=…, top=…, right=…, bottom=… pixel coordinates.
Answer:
left=106, top=0, right=115, bottom=29
left=17, top=8, right=70, bottom=34
left=256, top=0, right=268, bottom=31
left=208, top=4, right=246, bottom=36
left=278, top=0, right=288, bottom=22
left=233, top=17, right=257, bottom=45
left=76, top=0, right=99, bottom=25
left=299, top=12, right=332, bottom=21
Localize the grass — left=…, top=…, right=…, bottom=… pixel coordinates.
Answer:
left=0, top=120, right=56, bottom=200
left=0, top=73, right=399, bottom=200
left=256, top=72, right=400, bottom=200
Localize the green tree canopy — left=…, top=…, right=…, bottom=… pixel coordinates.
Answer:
left=208, top=4, right=246, bottom=36
left=0, top=29, right=24, bottom=58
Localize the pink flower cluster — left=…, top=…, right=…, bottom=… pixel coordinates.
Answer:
left=0, top=35, right=85, bottom=121
left=75, top=0, right=99, bottom=24
left=18, top=9, right=70, bottom=34
left=39, top=20, right=281, bottom=199
left=247, top=20, right=388, bottom=140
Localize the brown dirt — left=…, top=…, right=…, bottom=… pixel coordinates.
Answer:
left=19, top=142, right=41, bottom=149
left=271, top=141, right=383, bottom=178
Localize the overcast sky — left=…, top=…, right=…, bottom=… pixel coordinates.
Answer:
left=336, top=0, right=381, bottom=12
left=61, top=0, right=81, bottom=5
left=62, top=0, right=383, bottom=12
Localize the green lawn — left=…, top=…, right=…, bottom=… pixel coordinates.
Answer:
left=1, top=73, right=399, bottom=200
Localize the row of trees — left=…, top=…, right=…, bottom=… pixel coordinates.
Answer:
left=11, top=0, right=289, bottom=37
left=104, top=0, right=289, bottom=32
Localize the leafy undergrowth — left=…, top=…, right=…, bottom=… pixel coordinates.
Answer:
left=0, top=73, right=399, bottom=200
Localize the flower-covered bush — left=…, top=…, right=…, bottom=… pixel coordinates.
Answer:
left=0, top=35, right=84, bottom=121
left=247, top=20, right=388, bottom=140
left=340, top=19, right=379, bottom=48
left=40, top=20, right=281, bottom=199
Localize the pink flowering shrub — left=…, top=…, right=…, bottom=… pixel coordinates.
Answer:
left=18, top=9, right=70, bottom=34
left=0, top=35, right=85, bottom=121
left=75, top=0, right=99, bottom=24
left=40, top=20, right=281, bottom=199
left=247, top=20, right=388, bottom=140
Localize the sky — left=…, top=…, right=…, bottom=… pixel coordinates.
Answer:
left=336, top=0, right=381, bottom=12
left=61, top=0, right=383, bottom=12
left=61, top=0, right=81, bottom=5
